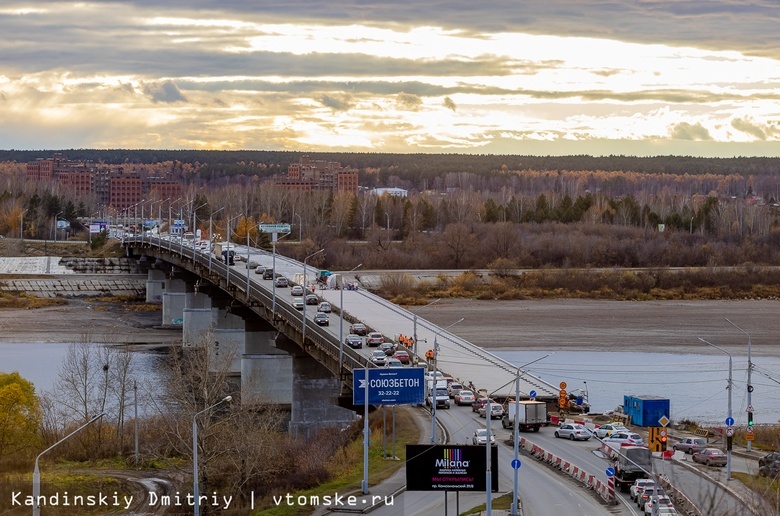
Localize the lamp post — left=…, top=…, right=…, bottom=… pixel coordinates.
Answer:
left=698, top=337, right=732, bottom=480
left=302, top=249, right=325, bottom=344
left=339, top=263, right=362, bottom=371
left=33, top=413, right=105, bottom=516
left=193, top=396, right=232, bottom=516
left=225, top=214, right=244, bottom=289
left=191, top=202, right=208, bottom=260
left=725, top=318, right=753, bottom=451
left=412, top=298, right=441, bottom=364
left=208, top=207, right=225, bottom=274
left=431, top=317, right=464, bottom=444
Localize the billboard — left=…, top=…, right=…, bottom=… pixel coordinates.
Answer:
left=406, top=445, right=498, bottom=492
left=353, top=367, right=425, bottom=405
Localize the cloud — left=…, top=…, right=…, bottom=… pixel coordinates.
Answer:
left=443, top=96, right=457, bottom=112
left=731, top=117, right=767, bottom=140
left=669, top=122, right=712, bottom=140
left=396, top=92, right=422, bottom=110
left=319, top=93, right=352, bottom=111
left=142, top=81, right=186, bottom=103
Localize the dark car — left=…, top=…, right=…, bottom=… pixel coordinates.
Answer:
left=314, top=313, right=329, bottom=326
left=379, top=342, right=396, bottom=355
left=345, top=334, right=363, bottom=349
left=472, top=397, right=490, bottom=413
left=262, top=268, right=274, bottom=279
left=350, top=323, right=367, bottom=336
left=305, top=294, right=319, bottom=305
left=692, top=448, right=727, bottom=467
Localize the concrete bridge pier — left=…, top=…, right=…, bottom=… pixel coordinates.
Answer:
left=182, top=290, right=215, bottom=348
left=241, top=320, right=292, bottom=407
left=161, top=277, right=187, bottom=326
left=210, top=307, right=245, bottom=374
left=276, top=334, right=356, bottom=439
left=145, top=269, right=166, bottom=303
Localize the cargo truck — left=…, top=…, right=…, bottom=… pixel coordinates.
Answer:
left=501, top=400, right=547, bottom=432
left=612, top=445, right=652, bottom=492
left=425, top=379, right=450, bottom=409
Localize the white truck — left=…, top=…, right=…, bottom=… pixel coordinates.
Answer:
left=501, top=400, right=547, bottom=432
left=426, top=379, right=450, bottom=409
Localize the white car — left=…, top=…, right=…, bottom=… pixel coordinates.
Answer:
left=384, top=358, right=404, bottom=368
left=291, top=285, right=304, bottom=296
left=630, top=479, right=655, bottom=502
left=292, top=298, right=304, bottom=310
left=554, top=424, right=591, bottom=441
left=318, top=302, right=332, bottom=313
left=370, top=350, right=386, bottom=366
left=472, top=428, right=496, bottom=446
left=595, top=423, right=630, bottom=438
left=455, top=390, right=475, bottom=406
left=605, top=432, right=645, bottom=446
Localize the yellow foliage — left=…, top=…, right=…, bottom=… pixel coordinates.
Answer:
left=0, top=372, right=42, bottom=459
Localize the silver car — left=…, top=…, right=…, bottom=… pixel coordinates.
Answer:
left=554, top=423, right=591, bottom=441
left=370, top=350, right=386, bottom=366
left=472, top=428, right=496, bottom=446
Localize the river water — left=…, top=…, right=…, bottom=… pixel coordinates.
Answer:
left=495, top=350, right=780, bottom=425
left=3, top=343, right=779, bottom=426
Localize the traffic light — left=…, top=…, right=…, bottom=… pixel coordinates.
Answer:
left=748, top=412, right=754, bottom=427
left=660, top=431, right=668, bottom=452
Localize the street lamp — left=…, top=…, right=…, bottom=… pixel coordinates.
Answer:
left=698, top=337, right=732, bottom=480
left=431, top=317, right=464, bottom=444
left=193, top=396, right=232, bottom=516
left=225, top=214, right=244, bottom=289
left=33, top=413, right=105, bottom=516
left=412, top=298, right=441, bottom=363
left=725, top=318, right=753, bottom=451
left=302, top=249, right=325, bottom=344
left=191, top=202, right=208, bottom=260
left=339, top=263, right=362, bottom=371
left=208, top=207, right=225, bottom=274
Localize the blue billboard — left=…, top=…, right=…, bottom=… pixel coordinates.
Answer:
left=353, top=367, right=425, bottom=405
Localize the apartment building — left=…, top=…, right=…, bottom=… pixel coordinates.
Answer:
left=275, top=155, right=359, bottom=193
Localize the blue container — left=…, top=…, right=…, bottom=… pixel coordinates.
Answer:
left=623, top=395, right=671, bottom=427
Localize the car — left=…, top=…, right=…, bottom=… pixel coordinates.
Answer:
left=262, top=268, right=274, bottom=279
left=655, top=508, right=678, bottom=516
left=290, top=285, right=304, bottom=296
left=245, top=259, right=259, bottom=269
left=367, top=332, right=384, bottom=346
left=350, top=323, right=367, bottom=336
left=448, top=383, right=464, bottom=398
left=314, top=313, right=329, bottom=326
left=345, top=334, right=363, bottom=349
left=370, top=350, right=387, bottom=366
left=456, top=390, right=475, bottom=406
left=644, top=495, right=674, bottom=515
left=672, top=437, right=707, bottom=454
left=554, top=424, right=591, bottom=441
left=472, top=397, right=491, bottom=413
left=254, top=265, right=266, bottom=274
left=472, top=428, right=496, bottom=446
left=630, top=479, right=656, bottom=502
left=637, top=487, right=666, bottom=508
left=275, top=276, right=289, bottom=287
left=292, top=298, right=304, bottom=310
left=305, top=294, right=319, bottom=305
left=692, top=448, right=727, bottom=467
left=595, top=423, right=630, bottom=439
left=385, top=358, right=404, bottom=368
left=393, top=350, right=410, bottom=364
left=379, top=342, right=396, bottom=355
left=479, top=402, right=504, bottom=420
left=317, top=301, right=332, bottom=313
left=604, top=432, right=644, bottom=446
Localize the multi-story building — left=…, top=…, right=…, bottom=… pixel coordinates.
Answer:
left=275, top=156, right=359, bottom=193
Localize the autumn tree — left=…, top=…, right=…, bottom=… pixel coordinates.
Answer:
left=0, top=371, right=42, bottom=461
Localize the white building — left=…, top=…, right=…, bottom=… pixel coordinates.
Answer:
left=371, top=187, right=408, bottom=198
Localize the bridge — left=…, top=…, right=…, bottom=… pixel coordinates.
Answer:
left=123, top=236, right=560, bottom=437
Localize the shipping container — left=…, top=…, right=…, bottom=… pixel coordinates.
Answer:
left=623, top=395, right=670, bottom=427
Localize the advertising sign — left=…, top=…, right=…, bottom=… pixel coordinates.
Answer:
left=353, top=367, right=425, bottom=405
left=56, top=220, right=69, bottom=229
left=406, top=445, right=498, bottom=492
left=259, top=223, right=292, bottom=234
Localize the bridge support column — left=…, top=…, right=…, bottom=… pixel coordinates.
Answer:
left=210, top=308, right=245, bottom=374
left=145, top=269, right=166, bottom=303
left=161, top=278, right=186, bottom=326
left=242, top=321, right=292, bottom=406
left=284, top=336, right=356, bottom=439
left=183, top=298, right=215, bottom=348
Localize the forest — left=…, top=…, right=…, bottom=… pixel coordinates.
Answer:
left=1, top=152, right=779, bottom=270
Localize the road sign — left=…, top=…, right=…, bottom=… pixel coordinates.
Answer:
left=746, top=403, right=755, bottom=413
left=725, top=417, right=735, bottom=426
left=559, top=381, right=567, bottom=390
left=726, top=427, right=735, bottom=437
left=606, top=467, right=615, bottom=477
left=259, top=223, right=291, bottom=234
left=746, top=428, right=755, bottom=441
left=529, top=390, right=536, bottom=398
left=511, top=459, right=522, bottom=470
left=559, top=389, right=567, bottom=397
left=173, top=219, right=185, bottom=226
left=353, top=367, right=425, bottom=405
left=658, top=415, right=670, bottom=427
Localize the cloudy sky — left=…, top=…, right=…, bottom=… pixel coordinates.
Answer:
left=2, top=1, right=780, bottom=156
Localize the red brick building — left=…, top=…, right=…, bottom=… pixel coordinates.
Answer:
left=275, top=156, right=359, bottom=193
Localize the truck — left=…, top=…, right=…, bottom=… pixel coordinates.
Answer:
left=501, top=400, right=547, bottom=432
left=612, top=445, right=652, bottom=492
left=425, top=379, right=450, bottom=409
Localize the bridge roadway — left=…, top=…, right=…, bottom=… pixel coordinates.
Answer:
left=126, top=236, right=560, bottom=399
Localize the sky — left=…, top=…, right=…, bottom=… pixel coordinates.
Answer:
left=2, top=1, right=780, bottom=157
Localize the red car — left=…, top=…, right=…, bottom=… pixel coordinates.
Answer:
left=693, top=448, right=727, bottom=467
left=472, top=398, right=491, bottom=413
left=393, top=350, right=410, bottom=364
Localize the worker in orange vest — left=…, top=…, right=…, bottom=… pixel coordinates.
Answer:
left=425, top=349, right=434, bottom=361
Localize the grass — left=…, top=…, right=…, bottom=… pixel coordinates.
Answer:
left=460, top=492, right=515, bottom=515
left=0, top=292, right=66, bottom=309
left=732, top=472, right=780, bottom=513
left=252, top=407, right=420, bottom=515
